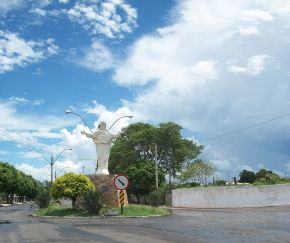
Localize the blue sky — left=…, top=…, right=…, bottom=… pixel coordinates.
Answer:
left=0, top=0, right=290, bottom=181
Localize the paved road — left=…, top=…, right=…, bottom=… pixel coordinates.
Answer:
left=1, top=204, right=290, bottom=243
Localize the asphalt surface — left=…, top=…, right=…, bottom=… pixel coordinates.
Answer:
left=0, top=204, right=290, bottom=243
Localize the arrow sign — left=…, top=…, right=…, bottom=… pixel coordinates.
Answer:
left=114, top=175, right=129, bottom=190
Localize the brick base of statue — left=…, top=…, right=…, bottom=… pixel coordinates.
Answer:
left=88, top=174, right=128, bottom=208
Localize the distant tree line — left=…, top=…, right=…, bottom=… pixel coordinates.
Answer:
left=0, top=162, right=42, bottom=203
left=239, top=169, right=288, bottom=185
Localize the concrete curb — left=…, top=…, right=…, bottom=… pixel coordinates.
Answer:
left=31, top=213, right=169, bottom=219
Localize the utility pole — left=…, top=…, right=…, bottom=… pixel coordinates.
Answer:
left=82, top=165, right=85, bottom=174
left=50, top=155, right=54, bottom=186
left=31, top=148, right=72, bottom=187
left=155, top=144, right=158, bottom=190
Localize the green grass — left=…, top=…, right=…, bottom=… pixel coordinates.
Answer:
left=35, top=204, right=91, bottom=217
left=114, top=204, right=169, bottom=217
left=35, top=204, right=169, bottom=217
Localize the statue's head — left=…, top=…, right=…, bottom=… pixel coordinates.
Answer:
left=98, top=121, right=106, bottom=130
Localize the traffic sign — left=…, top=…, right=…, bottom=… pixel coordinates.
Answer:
left=114, top=175, right=129, bottom=190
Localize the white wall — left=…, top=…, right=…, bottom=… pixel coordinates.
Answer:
left=172, top=184, right=290, bottom=208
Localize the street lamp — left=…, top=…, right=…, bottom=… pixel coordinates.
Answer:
left=65, top=109, right=93, bottom=133
left=108, top=115, right=133, bottom=130
left=31, top=148, right=72, bottom=186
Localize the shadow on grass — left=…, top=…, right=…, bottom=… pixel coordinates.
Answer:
left=36, top=205, right=92, bottom=217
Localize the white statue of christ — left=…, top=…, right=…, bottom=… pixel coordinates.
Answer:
left=81, top=121, right=119, bottom=175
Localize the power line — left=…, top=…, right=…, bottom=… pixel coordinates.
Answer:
left=205, top=113, right=290, bottom=141
left=66, top=157, right=95, bottom=161
left=23, top=156, right=95, bottom=161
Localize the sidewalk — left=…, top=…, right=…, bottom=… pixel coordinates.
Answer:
left=0, top=204, right=11, bottom=207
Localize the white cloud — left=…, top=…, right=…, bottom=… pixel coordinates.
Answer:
left=211, top=159, right=231, bottom=171
left=242, top=9, right=274, bottom=22
left=29, top=8, right=47, bottom=16
left=110, top=0, right=290, bottom=173
left=78, top=40, right=114, bottom=72
left=0, top=97, right=78, bottom=150
left=36, top=0, right=53, bottom=8
left=65, top=0, right=137, bottom=38
left=84, top=100, right=133, bottom=133
left=0, top=98, right=74, bottom=132
left=238, top=25, right=259, bottom=36
left=228, top=55, right=272, bottom=75
left=0, top=0, right=24, bottom=13
left=237, top=164, right=255, bottom=172
left=0, top=150, right=8, bottom=156
left=60, top=126, right=97, bottom=171
left=59, top=0, right=70, bottom=3
left=0, top=31, right=59, bottom=73
left=16, top=159, right=89, bottom=181
left=190, top=60, right=218, bottom=80
left=7, top=96, right=44, bottom=106
left=273, top=169, right=284, bottom=177
left=0, top=129, right=40, bottom=147
left=16, top=163, right=51, bottom=181
left=258, top=163, right=265, bottom=169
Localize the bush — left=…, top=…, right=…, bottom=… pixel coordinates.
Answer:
left=147, top=189, right=165, bottom=207
left=254, top=173, right=281, bottom=185
left=214, top=180, right=227, bottom=186
left=175, top=182, right=200, bottom=189
left=52, top=173, right=95, bottom=209
left=82, top=190, right=103, bottom=215
left=35, top=190, right=51, bottom=208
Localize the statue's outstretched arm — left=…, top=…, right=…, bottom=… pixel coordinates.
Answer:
left=81, top=130, right=94, bottom=138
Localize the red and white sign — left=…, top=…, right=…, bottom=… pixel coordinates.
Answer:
left=114, top=175, right=129, bottom=190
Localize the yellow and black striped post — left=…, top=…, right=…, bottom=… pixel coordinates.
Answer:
left=119, top=190, right=125, bottom=214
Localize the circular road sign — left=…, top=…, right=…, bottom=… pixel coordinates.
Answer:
left=114, top=175, right=129, bottom=190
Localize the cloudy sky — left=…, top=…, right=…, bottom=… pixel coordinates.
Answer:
left=1, top=0, right=290, bottom=181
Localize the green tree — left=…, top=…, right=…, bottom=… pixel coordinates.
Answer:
left=109, top=122, right=203, bottom=184
left=178, top=159, right=215, bottom=185
left=239, top=170, right=256, bottom=183
left=0, top=162, right=19, bottom=203
left=255, top=169, right=281, bottom=184
left=109, top=123, right=158, bottom=173
left=156, top=123, right=203, bottom=184
left=0, top=162, right=42, bottom=203
left=255, top=169, right=273, bottom=180
left=125, top=160, right=165, bottom=203
left=51, top=173, right=95, bottom=209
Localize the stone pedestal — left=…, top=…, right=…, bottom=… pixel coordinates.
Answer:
left=88, top=174, right=128, bottom=208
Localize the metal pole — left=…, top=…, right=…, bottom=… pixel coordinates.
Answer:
left=65, top=110, right=93, bottom=133
left=50, top=155, right=54, bottom=186
left=55, top=170, right=57, bottom=180
left=108, top=115, right=133, bottom=130
left=155, top=144, right=158, bottom=190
